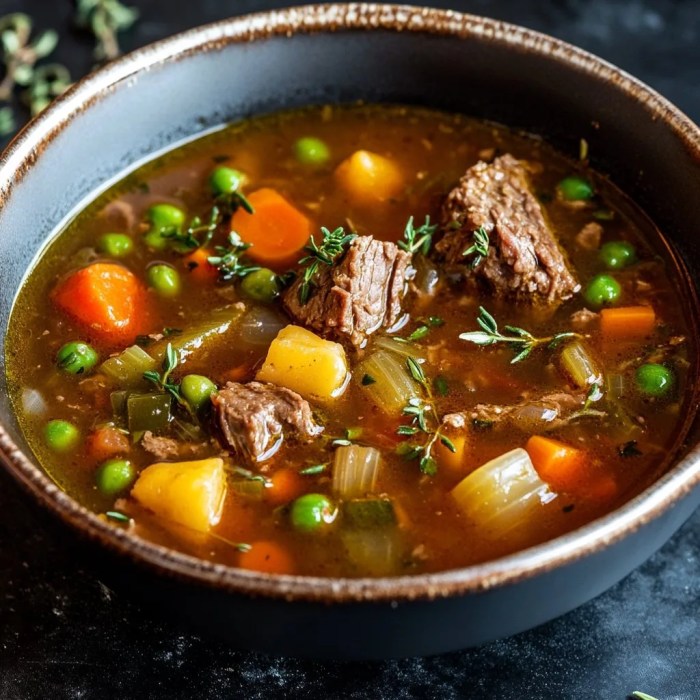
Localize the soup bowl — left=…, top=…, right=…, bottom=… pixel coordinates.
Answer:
left=1, top=4, right=699, bottom=659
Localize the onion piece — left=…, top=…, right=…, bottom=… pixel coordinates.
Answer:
left=21, top=388, right=47, bottom=415
left=238, top=306, right=286, bottom=347
left=332, top=445, right=381, bottom=499
left=372, top=336, right=426, bottom=362
left=451, top=448, right=556, bottom=538
left=558, top=340, right=603, bottom=388
left=356, top=349, right=419, bottom=415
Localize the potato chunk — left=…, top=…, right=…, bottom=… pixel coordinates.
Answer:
left=131, top=457, right=226, bottom=533
left=334, top=150, right=404, bottom=204
left=256, top=325, right=348, bottom=399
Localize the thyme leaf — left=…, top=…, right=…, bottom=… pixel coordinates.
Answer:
left=74, top=0, right=139, bottom=62
left=462, top=225, right=490, bottom=269
left=398, top=215, right=438, bottom=256
left=208, top=230, right=261, bottom=281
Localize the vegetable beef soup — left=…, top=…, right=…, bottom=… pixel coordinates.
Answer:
left=5, top=104, right=695, bottom=577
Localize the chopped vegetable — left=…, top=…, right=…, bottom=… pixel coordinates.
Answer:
left=372, top=335, right=426, bottom=362
left=583, top=274, right=621, bottom=308
left=85, top=425, right=129, bottom=464
left=557, top=175, right=594, bottom=201
left=147, top=263, right=181, bottom=298
left=599, top=240, right=636, bottom=269
left=230, top=187, right=312, bottom=264
left=100, top=344, right=157, bottom=387
left=256, top=325, right=348, bottom=399
left=525, top=435, right=586, bottom=493
left=180, top=374, right=216, bottom=413
left=97, top=232, right=133, bottom=258
left=51, top=262, right=149, bottom=346
left=290, top=493, right=338, bottom=532
left=182, top=247, right=218, bottom=284
left=344, top=498, right=396, bottom=529
left=332, top=445, right=381, bottom=498
left=131, top=457, right=226, bottom=533
left=126, top=392, right=172, bottom=433
left=635, top=363, right=674, bottom=397
left=239, top=267, right=279, bottom=303
left=356, top=349, right=419, bottom=415
left=266, top=467, right=305, bottom=505
left=238, top=540, right=295, bottom=575
left=341, top=528, right=402, bottom=576
left=451, top=448, right=556, bottom=537
left=95, top=458, right=135, bottom=495
left=334, top=149, right=404, bottom=204
left=294, top=136, right=330, bottom=165
left=56, top=341, right=99, bottom=375
left=435, top=433, right=467, bottom=472
left=558, top=340, right=603, bottom=388
left=44, top=419, right=80, bottom=452
left=600, top=306, right=656, bottom=339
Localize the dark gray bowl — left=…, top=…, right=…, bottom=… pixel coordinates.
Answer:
left=1, top=4, right=699, bottom=659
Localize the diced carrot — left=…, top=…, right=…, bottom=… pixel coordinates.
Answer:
left=265, top=467, right=305, bottom=506
left=238, top=540, right=295, bottom=575
left=51, top=263, right=149, bottom=346
left=334, top=149, right=404, bottom=204
left=525, top=435, right=586, bottom=493
left=182, top=247, right=218, bottom=284
left=85, top=426, right=130, bottom=465
left=230, top=188, right=312, bottom=265
left=600, top=305, right=656, bottom=339
left=586, top=474, right=619, bottom=502
left=435, top=433, right=468, bottom=472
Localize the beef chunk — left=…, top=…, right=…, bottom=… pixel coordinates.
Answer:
left=575, top=222, right=603, bottom=251
left=442, top=391, right=587, bottom=434
left=140, top=431, right=210, bottom=461
left=436, top=154, right=579, bottom=303
left=282, top=235, right=411, bottom=348
left=211, top=381, right=323, bottom=462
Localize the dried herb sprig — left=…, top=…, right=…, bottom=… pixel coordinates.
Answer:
left=459, top=306, right=579, bottom=364
left=398, top=215, right=437, bottom=256
left=297, top=226, right=357, bottom=304
left=462, top=225, right=490, bottom=269
left=74, top=0, right=138, bottom=62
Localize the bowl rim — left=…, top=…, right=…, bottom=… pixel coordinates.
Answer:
left=1, top=2, right=700, bottom=604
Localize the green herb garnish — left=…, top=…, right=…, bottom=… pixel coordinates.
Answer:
left=297, top=226, right=357, bottom=304
left=231, top=466, right=272, bottom=485
left=299, top=464, right=328, bottom=476
left=407, top=325, right=429, bottom=342
left=619, top=440, right=642, bottom=458
left=398, top=215, right=438, bottom=256
left=163, top=206, right=220, bottom=253
left=361, top=373, right=376, bottom=386
left=105, top=510, right=131, bottom=523
left=74, top=0, right=139, bottom=62
left=143, top=343, right=193, bottom=415
left=459, top=306, right=579, bottom=363
left=462, top=225, right=490, bottom=269
left=208, top=231, right=261, bottom=281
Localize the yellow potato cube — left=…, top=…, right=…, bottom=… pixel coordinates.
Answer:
left=256, top=325, right=348, bottom=399
left=334, top=149, right=404, bottom=204
left=131, top=457, right=226, bottom=533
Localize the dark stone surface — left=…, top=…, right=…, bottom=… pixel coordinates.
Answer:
left=1, top=1, right=698, bottom=697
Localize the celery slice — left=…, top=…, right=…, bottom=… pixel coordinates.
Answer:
left=356, top=349, right=419, bottom=415
left=332, top=445, right=381, bottom=499
left=344, top=498, right=396, bottom=529
left=101, top=345, right=157, bottom=387
left=127, top=393, right=172, bottom=433
left=558, top=340, right=603, bottom=388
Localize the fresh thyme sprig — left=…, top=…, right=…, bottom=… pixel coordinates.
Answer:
left=462, top=225, right=490, bottom=269
left=459, top=306, right=580, bottom=364
left=208, top=231, right=261, bottom=281
left=396, top=356, right=455, bottom=476
left=74, top=0, right=138, bottom=62
left=143, top=343, right=191, bottom=413
left=398, top=215, right=438, bottom=256
left=297, top=226, right=357, bottom=304
left=163, top=205, right=220, bottom=253
left=22, top=63, right=71, bottom=115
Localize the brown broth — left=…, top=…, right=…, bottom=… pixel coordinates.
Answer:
left=5, top=104, right=696, bottom=577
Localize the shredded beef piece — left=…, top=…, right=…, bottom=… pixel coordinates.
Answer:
left=211, top=381, right=323, bottom=463
left=570, top=308, right=599, bottom=330
left=436, top=154, right=579, bottom=303
left=575, top=222, right=603, bottom=251
left=282, top=235, right=411, bottom=348
left=140, top=431, right=209, bottom=461
left=442, top=391, right=587, bottom=434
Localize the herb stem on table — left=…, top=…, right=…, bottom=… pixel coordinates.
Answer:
left=74, top=0, right=139, bottom=62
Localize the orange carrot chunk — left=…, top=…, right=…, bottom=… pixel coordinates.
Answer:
left=85, top=426, right=130, bottom=465
left=52, top=262, right=149, bottom=346
left=182, top=247, right=218, bottom=284
left=525, top=435, right=586, bottom=493
left=230, top=187, right=312, bottom=265
left=238, top=540, right=295, bottom=575
left=265, top=467, right=306, bottom=506
left=600, top=305, right=656, bottom=339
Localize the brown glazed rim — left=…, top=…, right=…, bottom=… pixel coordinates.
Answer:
left=1, top=4, right=700, bottom=604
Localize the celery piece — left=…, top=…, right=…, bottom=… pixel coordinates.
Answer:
left=344, top=498, right=396, bottom=529
left=332, top=445, right=381, bottom=499
left=341, top=528, right=402, bottom=576
left=101, top=345, right=157, bottom=387
left=231, top=479, right=266, bottom=500
left=558, top=340, right=603, bottom=388
left=356, top=349, right=419, bottom=415
left=127, top=393, right=172, bottom=433
left=110, top=390, right=130, bottom=418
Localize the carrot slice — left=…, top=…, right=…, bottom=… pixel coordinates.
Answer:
left=52, top=262, right=149, bottom=346
left=265, top=467, right=305, bottom=506
left=85, top=426, right=129, bottom=465
left=600, top=305, right=656, bottom=339
left=238, top=540, right=295, bottom=575
left=182, top=247, right=218, bottom=284
left=525, top=435, right=586, bottom=493
left=230, top=188, right=312, bottom=265
left=435, top=433, right=468, bottom=473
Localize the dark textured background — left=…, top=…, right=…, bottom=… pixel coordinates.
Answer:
left=1, top=1, right=699, bottom=698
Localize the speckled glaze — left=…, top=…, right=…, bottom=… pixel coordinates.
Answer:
left=1, top=4, right=699, bottom=658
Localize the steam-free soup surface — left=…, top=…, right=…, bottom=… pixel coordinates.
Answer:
left=6, top=104, right=695, bottom=577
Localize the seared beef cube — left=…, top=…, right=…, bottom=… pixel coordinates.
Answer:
left=282, top=235, right=411, bottom=348
left=436, top=154, right=579, bottom=303
left=211, top=381, right=323, bottom=462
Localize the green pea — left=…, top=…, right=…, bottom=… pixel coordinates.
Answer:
left=44, top=419, right=80, bottom=453
left=56, top=341, right=99, bottom=375
left=148, top=203, right=186, bottom=229
left=180, top=374, right=217, bottom=412
left=96, top=458, right=135, bottom=495
left=294, top=137, right=330, bottom=165
left=210, top=166, right=245, bottom=195
left=635, top=363, right=674, bottom=397
left=583, top=274, right=621, bottom=308
left=600, top=240, right=637, bottom=269
left=290, top=493, right=337, bottom=533
left=240, top=268, right=279, bottom=303
left=97, top=233, right=133, bottom=258
left=147, top=264, right=181, bottom=297
left=143, top=228, right=169, bottom=251
left=558, top=175, right=594, bottom=201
